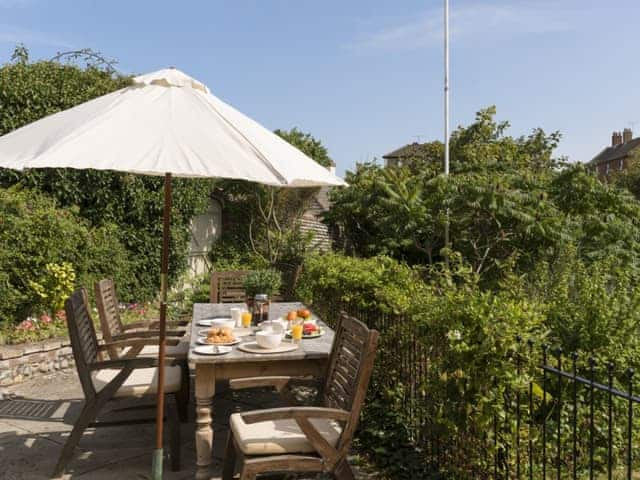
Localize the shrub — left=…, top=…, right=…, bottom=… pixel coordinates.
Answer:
left=243, top=269, right=282, bottom=298
left=0, top=187, right=132, bottom=326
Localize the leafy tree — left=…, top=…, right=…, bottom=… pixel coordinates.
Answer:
left=274, top=127, right=334, bottom=168
left=212, top=128, right=334, bottom=278
left=328, top=107, right=565, bottom=278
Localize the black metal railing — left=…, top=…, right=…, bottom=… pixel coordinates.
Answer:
left=493, top=339, right=638, bottom=479
left=311, top=297, right=640, bottom=478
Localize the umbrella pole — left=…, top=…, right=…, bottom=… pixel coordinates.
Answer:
left=153, top=172, right=172, bottom=479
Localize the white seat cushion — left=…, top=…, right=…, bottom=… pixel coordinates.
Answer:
left=230, top=412, right=343, bottom=455
left=91, top=365, right=182, bottom=398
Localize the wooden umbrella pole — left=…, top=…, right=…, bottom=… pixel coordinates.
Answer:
left=153, top=172, right=172, bottom=478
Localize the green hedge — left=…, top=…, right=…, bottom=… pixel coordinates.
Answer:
left=0, top=187, right=131, bottom=325
left=296, top=252, right=640, bottom=478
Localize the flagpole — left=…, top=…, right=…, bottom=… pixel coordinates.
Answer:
left=444, top=0, right=450, bottom=177
left=444, top=0, right=451, bottom=250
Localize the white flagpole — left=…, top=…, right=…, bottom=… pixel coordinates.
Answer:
left=444, top=0, right=451, bottom=250
left=444, top=0, right=450, bottom=175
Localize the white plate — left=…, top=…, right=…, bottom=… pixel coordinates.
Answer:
left=196, top=337, right=241, bottom=346
left=197, top=317, right=233, bottom=327
left=193, top=345, right=232, bottom=355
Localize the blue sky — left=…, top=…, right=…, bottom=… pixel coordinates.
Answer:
left=1, top=0, right=639, bottom=175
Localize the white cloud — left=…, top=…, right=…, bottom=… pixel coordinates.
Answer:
left=348, top=1, right=573, bottom=53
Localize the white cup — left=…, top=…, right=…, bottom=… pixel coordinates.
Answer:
left=230, top=307, right=242, bottom=327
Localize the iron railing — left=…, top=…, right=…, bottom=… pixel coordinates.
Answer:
left=312, top=298, right=639, bottom=478
left=494, top=340, right=638, bottom=479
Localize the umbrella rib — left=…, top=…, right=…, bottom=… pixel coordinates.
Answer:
left=193, top=92, right=288, bottom=185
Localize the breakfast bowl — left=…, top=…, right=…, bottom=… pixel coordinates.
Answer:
left=255, top=330, right=283, bottom=349
left=259, top=319, right=287, bottom=334
left=209, top=318, right=236, bottom=330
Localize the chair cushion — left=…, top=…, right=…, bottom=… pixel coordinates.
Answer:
left=91, top=365, right=182, bottom=398
left=230, top=412, right=343, bottom=455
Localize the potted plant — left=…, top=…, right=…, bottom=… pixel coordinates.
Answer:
left=243, top=269, right=282, bottom=311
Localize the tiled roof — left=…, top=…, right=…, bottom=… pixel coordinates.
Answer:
left=383, top=142, right=434, bottom=159
left=591, top=137, right=640, bottom=165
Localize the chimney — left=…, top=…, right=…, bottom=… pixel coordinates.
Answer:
left=623, top=128, right=633, bottom=143
left=612, top=131, right=623, bottom=147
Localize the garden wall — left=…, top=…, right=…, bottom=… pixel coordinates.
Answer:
left=0, top=338, right=75, bottom=387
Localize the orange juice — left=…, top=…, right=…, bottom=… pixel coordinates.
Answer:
left=291, top=323, right=303, bottom=341
left=241, top=311, right=252, bottom=328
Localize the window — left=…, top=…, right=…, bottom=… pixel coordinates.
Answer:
left=619, top=159, right=624, bottom=170
left=606, top=162, right=610, bottom=174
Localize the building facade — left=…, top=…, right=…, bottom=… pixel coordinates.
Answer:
left=591, top=128, right=640, bottom=179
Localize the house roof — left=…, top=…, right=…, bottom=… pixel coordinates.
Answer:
left=383, top=142, right=434, bottom=159
left=591, top=137, right=640, bottom=165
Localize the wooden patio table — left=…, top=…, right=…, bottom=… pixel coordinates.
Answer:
left=188, top=302, right=334, bottom=480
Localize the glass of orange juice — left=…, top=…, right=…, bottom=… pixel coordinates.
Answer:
left=241, top=311, right=252, bottom=329
left=290, top=319, right=303, bottom=343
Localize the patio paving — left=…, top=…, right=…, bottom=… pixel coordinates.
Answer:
left=0, top=370, right=381, bottom=479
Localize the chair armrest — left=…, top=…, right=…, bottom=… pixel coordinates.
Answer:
left=240, top=406, right=350, bottom=425
left=112, top=330, right=185, bottom=340
left=148, top=319, right=189, bottom=328
left=229, top=376, right=321, bottom=392
left=89, top=356, right=180, bottom=371
left=123, top=319, right=188, bottom=331
left=99, top=337, right=179, bottom=352
left=121, top=320, right=154, bottom=330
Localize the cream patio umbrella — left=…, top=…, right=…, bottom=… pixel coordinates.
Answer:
left=0, top=67, right=345, bottom=478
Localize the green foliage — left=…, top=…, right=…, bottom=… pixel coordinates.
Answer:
left=297, top=252, right=427, bottom=313
left=0, top=51, right=215, bottom=300
left=327, top=107, right=640, bottom=287
left=0, top=187, right=131, bottom=326
left=274, top=127, right=334, bottom=168
left=300, top=253, right=546, bottom=478
left=243, top=269, right=282, bottom=298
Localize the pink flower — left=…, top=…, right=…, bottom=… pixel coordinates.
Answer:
left=55, top=310, right=66, bottom=320
left=128, top=303, right=138, bottom=310
left=40, top=314, right=52, bottom=324
left=18, top=319, right=35, bottom=331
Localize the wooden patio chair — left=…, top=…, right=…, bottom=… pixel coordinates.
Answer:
left=210, top=270, right=251, bottom=303
left=94, top=279, right=190, bottom=420
left=53, top=289, right=184, bottom=478
left=221, top=313, right=379, bottom=480
left=95, top=279, right=189, bottom=358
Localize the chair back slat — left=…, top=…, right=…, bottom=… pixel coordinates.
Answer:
left=322, top=313, right=379, bottom=450
left=210, top=270, right=250, bottom=303
left=65, top=289, right=99, bottom=398
left=95, top=279, right=124, bottom=342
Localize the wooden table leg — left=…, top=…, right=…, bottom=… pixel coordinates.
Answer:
left=195, top=363, right=216, bottom=480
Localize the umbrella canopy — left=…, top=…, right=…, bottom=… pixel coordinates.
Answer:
left=0, top=67, right=345, bottom=187
left=0, top=67, right=344, bottom=479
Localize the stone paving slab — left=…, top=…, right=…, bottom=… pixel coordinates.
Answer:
left=0, top=370, right=381, bottom=479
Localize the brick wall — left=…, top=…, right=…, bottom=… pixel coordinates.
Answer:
left=0, top=339, right=75, bottom=387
